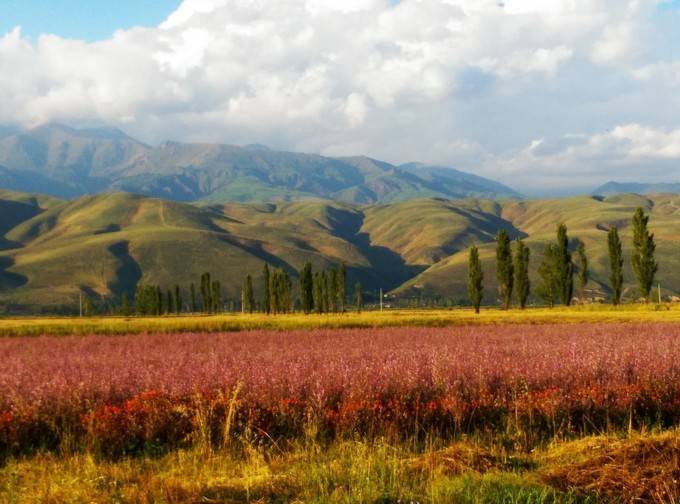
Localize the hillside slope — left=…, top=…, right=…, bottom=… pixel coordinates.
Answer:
left=1, top=191, right=679, bottom=312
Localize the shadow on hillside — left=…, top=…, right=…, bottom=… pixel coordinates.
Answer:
left=325, top=207, right=426, bottom=291
left=0, top=256, right=28, bottom=291
left=107, top=241, right=142, bottom=296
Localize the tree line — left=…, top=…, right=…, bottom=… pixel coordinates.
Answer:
left=467, top=207, right=658, bottom=312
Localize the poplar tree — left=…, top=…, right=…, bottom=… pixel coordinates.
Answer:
left=174, top=285, right=182, bottom=314
left=354, top=282, right=362, bottom=313
left=631, top=208, right=657, bottom=301
left=467, top=246, right=483, bottom=314
left=211, top=280, right=221, bottom=313
left=121, top=293, right=130, bottom=316
left=269, top=268, right=279, bottom=314
left=200, top=273, right=212, bottom=313
left=320, top=271, right=329, bottom=313
left=299, top=262, right=313, bottom=314
left=536, top=244, right=557, bottom=308
left=166, top=289, right=173, bottom=315
left=328, top=268, right=338, bottom=313
left=313, top=272, right=324, bottom=313
left=243, top=275, right=255, bottom=313
left=495, top=230, right=513, bottom=310
left=156, top=286, right=163, bottom=316
left=190, top=283, right=197, bottom=313
left=262, top=264, right=271, bottom=314
left=337, top=263, right=346, bottom=313
left=513, top=238, right=530, bottom=309
left=555, top=224, right=574, bottom=306
left=575, top=242, right=589, bottom=301
left=608, top=227, right=624, bottom=306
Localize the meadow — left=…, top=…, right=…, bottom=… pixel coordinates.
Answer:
left=2, top=318, right=680, bottom=502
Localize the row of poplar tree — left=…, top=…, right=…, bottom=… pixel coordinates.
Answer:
left=466, top=207, right=658, bottom=312
left=131, top=272, right=223, bottom=315
left=241, top=262, right=363, bottom=314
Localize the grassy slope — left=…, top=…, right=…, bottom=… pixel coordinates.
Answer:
left=395, top=194, right=680, bottom=301
left=2, top=191, right=680, bottom=310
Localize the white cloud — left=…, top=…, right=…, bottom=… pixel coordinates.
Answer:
left=0, top=0, right=679, bottom=193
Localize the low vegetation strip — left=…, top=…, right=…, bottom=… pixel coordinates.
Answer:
left=2, top=305, right=680, bottom=336
left=3, top=323, right=680, bottom=462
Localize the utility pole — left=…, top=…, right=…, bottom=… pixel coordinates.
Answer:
left=380, top=288, right=383, bottom=312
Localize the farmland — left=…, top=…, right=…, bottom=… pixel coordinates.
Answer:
left=3, top=320, right=680, bottom=502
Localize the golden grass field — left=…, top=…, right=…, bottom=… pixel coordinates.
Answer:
left=1, top=303, right=680, bottom=337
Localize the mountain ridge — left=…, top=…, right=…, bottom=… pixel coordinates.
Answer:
left=0, top=123, right=519, bottom=204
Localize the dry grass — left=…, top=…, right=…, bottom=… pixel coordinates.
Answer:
left=543, top=431, right=680, bottom=503
left=1, top=304, right=680, bottom=337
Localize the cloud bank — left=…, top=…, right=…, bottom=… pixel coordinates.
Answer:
left=1, top=0, right=679, bottom=193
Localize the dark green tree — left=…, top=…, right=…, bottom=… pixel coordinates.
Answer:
left=190, top=283, right=197, bottom=313
left=536, top=244, right=557, bottom=308
left=166, top=289, right=173, bottom=315
left=575, top=241, right=589, bottom=301
left=495, top=230, right=514, bottom=310
left=156, top=286, right=163, bottom=316
left=299, top=262, right=313, bottom=314
left=211, top=280, right=221, bottom=313
left=320, top=271, right=329, bottom=313
left=328, top=268, right=338, bottom=313
left=631, top=208, right=657, bottom=301
left=243, top=275, right=255, bottom=313
left=83, top=295, right=95, bottom=316
left=200, top=273, right=212, bottom=313
left=174, top=285, right=182, bottom=314
left=467, top=246, right=483, bottom=314
left=354, top=282, right=362, bottom=313
left=555, top=224, right=574, bottom=306
left=513, top=238, right=530, bottom=309
left=313, top=272, right=324, bottom=313
left=262, top=264, right=271, bottom=314
left=121, top=292, right=130, bottom=316
left=337, top=263, right=346, bottom=313
left=608, top=227, right=624, bottom=306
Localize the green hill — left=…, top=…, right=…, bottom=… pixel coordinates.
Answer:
left=1, top=191, right=679, bottom=313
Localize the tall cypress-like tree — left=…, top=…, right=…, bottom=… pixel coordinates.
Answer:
left=467, top=246, right=483, bottom=314
left=536, top=244, right=557, bottom=308
left=121, top=292, right=130, bottom=316
left=495, top=230, right=514, bottom=310
left=513, top=238, right=530, bottom=309
left=299, top=262, right=313, bottom=314
left=328, top=269, right=338, bottom=313
left=262, top=264, right=271, bottom=314
left=190, top=283, right=197, bottom=313
left=174, top=285, right=182, bottom=314
left=554, top=224, right=574, bottom=306
left=243, top=275, right=255, bottom=313
left=269, top=268, right=279, bottom=315
left=211, top=280, right=221, bottom=313
left=631, top=208, right=657, bottom=301
left=320, top=271, right=329, bottom=313
left=337, top=263, right=346, bottom=313
left=200, top=273, right=212, bottom=313
left=575, top=242, right=589, bottom=301
left=166, top=289, right=173, bottom=315
left=313, top=272, right=324, bottom=313
left=354, top=282, right=362, bottom=313
left=608, top=227, right=624, bottom=306
left=156, top=286, right=163, bottom=316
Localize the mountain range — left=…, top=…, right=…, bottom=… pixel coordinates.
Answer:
left=2, top=189, right=680, bottom=313
left=593, top=181, right=680, bottom=196
left=0, top=124, right=518, bottom=204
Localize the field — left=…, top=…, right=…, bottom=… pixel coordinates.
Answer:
left=3, top=316, right=680, bottom=502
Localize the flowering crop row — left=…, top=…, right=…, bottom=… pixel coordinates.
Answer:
left=2, top=324, right=680, bottom=457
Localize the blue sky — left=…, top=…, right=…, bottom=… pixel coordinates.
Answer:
left=0, top=0, right=181, bottom=40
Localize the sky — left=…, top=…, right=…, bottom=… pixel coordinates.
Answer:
left=1, top=0, right=680, bottom=195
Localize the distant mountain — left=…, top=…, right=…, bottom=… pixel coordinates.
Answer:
left=0, top=124, right=519, bottom=203
left=593, top=181, right=680, bottom=196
